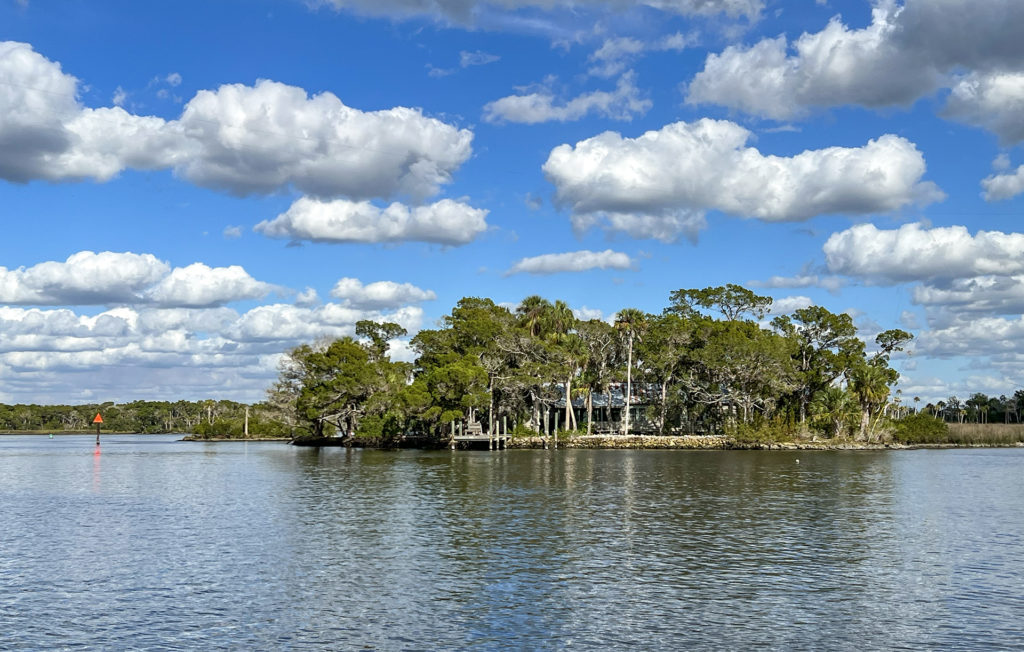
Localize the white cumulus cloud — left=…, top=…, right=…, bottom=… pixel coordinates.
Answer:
left=174, top=80, right=472, bottom=199
left=330, top=278, right=437, bottom=309
left=0, top=251, right=169, bottom=305
left=543, top=119, right=942, bottom=242
left=0, top=42, right=473, bottom=201
left=143, top=263, right=278, bottom=308
left=0, top=251, right=275, bottom=308
left=944, top=72, right=1024, bottom=146
left=686, top=0, right=1024, bottom=141
left=824, top=223, right=1024, bottom=284
left=981, top=164, right=1024, bottom=201
left=255, top=197, right=489, bottom=246
left=766, top=295, right=814, bottom=315
left=506, top=249, right=633, bottom=275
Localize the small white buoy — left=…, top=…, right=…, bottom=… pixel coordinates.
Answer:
left=795, top=459, right=800, bottom=464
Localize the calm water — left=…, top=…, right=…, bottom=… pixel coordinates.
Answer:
left=2, top=435, right=1023, bottom=650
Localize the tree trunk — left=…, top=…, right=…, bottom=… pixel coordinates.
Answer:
left=624, top=335, right=633, bottom=435
left=586, top=390, right=593, bottom=436
left=565, top=376, right=574, bottom=432
left=858, top=408, right=869, bottom=441
left=660, top=381, right=667, bottom=435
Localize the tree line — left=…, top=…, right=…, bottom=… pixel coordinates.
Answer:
left=0, top=400, right=289, bottom=437
left=267, top=284, right=932, bottom=444
left=919, top=391, right=1024, bottom=424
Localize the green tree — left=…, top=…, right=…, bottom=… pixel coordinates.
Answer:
left=577, top=318, right=619, bottom=435
left=810, top=386, right=856, bottom=438
left=849, top=363, right=892, bottom=441
left=615, top=308, right=648, bottom=435
left=291, top=337, right=377, bottom=438
left=772, top=306, right=861, bottom=425
left=668, top=283, right=773, bottom=322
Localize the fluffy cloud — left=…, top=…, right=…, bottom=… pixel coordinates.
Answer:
left=330, top=277, right=437, bottom=309
left=0, top=42, right=176, bottom=183
left=295, top=287, right=320, bottom=307
left=916, top=315, right=1024, bottom=359
left=944, top=72, right=1024, bottom=146
left=0, top=251, right=274, bottom=308
left=686, top=6, right=935, bottom=120
left=0, top=42, right=473, bottom=200
left=912, top=276, right=1024, bottom=315
left=0, top=292, right=427, bottom=402
left=823, top=222, right=1024, bottom=318
left=766, top=295, right=813, bottom=315
left=314, top=0, right=762, bottom=23
left=255, top=197, right=489, bottom=246
left=227, top=303, right=423, bottom=342
left=505, top=249, right=633, bottom=275
left=543, top=119, right=941, bottom=242
left=823, top=223, right=1024, bottom=283
left=174, top=80, right=472, bottom=199
left=143, top=263, right=278, bottom=308
left=483, top=72, right=650, bottom=124
left=981, top=164, right=1024, bottom=201
left=686, top=0, right=1024, bottom=137
left=572, top=306, right=605, bottom=321
left=0, top=251, right=169, bottom=305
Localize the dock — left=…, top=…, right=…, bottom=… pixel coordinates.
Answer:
left=451, top=420, right=510, bottom=450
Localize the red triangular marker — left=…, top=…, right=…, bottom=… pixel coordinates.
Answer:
left=92, top=413, right=104, bottom=424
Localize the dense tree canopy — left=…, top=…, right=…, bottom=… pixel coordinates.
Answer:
left=14, top=285, right=1021, bottom=443
left=263, top=285, right=920, bottom=443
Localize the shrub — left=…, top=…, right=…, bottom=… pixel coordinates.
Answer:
left=892, top=413, right=949, bottom=444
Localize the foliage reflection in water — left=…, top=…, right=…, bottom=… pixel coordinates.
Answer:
left=1, top=435, right=1023, bottom=649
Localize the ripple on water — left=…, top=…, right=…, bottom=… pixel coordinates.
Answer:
left=2, top=440, right=1024, bottom=649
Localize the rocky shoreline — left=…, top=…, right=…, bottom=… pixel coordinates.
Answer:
left=181, top=433, right=1024, bottom=450
left=501, top=435, right=1024, bottom=450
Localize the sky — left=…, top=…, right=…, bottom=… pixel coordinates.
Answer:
left=1, top=0, right=1023, bottom=406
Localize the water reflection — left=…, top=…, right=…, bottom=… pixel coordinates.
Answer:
left=2, top=438, right=1024, bottom=649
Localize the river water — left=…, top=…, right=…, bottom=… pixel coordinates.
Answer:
left=2, top=435, right=1023, bottom=650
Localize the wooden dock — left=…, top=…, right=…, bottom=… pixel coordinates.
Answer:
left=451, top=433, right=511, bottom=449
left=451, top=420, right=510, bottom=449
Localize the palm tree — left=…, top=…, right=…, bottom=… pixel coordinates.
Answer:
left=850, top=364, right=891, bottom=441
left=545, top=301, right=581, bottom=433
left=517, top=295, right=552, bottom=338
left=810, top=386, right=855, bottom=438
left=615, top=308, right=648, bottom=435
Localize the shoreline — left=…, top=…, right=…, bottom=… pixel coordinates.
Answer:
left=179, top=436, right=292, bottom=442
left=7, top=431, right=1019, bottom=450
left=281, top=433, right=1024, bottom=450
left=501, top=435, right=1024, bottom=450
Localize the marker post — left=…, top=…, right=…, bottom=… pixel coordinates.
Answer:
left=93, top=413, right=103, bottom=446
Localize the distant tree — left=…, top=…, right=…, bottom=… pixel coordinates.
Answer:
left=668, top=283, right=773, bottom=322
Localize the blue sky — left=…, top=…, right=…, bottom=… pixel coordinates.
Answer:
left=1, top=0, right=1023, bottom=405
